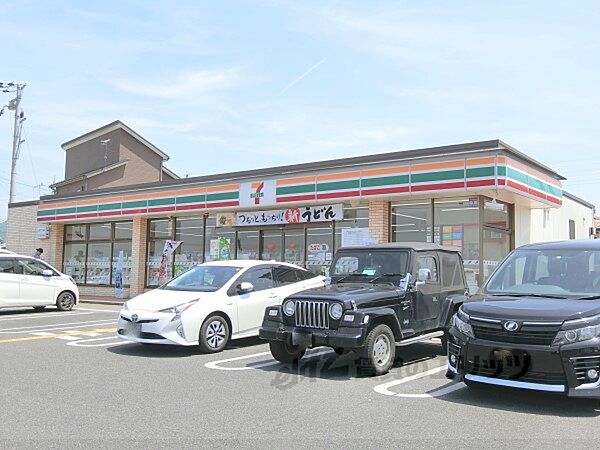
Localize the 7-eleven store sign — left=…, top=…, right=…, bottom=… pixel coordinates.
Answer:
left=240, top=180, right=276, bottom=207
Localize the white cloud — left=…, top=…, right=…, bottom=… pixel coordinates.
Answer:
left=112, top=67, right=243, bottom=99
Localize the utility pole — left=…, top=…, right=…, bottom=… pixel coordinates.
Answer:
left=1, top=82, right=26, bottom=204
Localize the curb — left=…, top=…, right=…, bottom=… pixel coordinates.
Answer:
left=80, top=299, right=124, bottom=306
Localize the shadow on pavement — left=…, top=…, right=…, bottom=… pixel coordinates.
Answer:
left=438, top=382, right=600, bottom=418
left=107, top=336, right=265, bottom=358
left=0, top=308, right=62, bottom=316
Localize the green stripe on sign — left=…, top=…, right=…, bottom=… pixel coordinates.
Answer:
left=148, top=197, right=175, bottom=207
left=507, top=168, right=560, bottom=196
left=176, top=194, right=206, bottom=204
left=207, top=191, right=239, bottom=202
left=76, top=205, right=98, bottom=213
left=466, top=167, right=494, bottom=178
left=37, top=209, right=56, bottom=217
left=317, top=179, right=360, bottom=192
left=361, top=175, right=409, bottom=188
left=411, top=169, right=465, bottom=183
left=98, top=202, right=122, bottom=211
left=122, top=200, right=147, bottom=209
left=55, top=207, right=77, bottom=215
left=497, top=166, right=507, bottom=176
left=276, top=184, right=316, bottom=195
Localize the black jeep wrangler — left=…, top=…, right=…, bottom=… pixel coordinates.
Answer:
left=259, top=243, right=469, bottom=375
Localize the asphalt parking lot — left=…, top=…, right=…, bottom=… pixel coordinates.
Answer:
left=1, top=304, right=599, bottom=448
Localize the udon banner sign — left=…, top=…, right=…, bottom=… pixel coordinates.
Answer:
left=234, top=204, right=343, bottom=226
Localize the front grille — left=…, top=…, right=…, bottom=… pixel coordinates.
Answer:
left=295, top=300, right=330, bottom=329
left=570, top=355, right=600, bottom=385
left=120, top=315, right=159, bottom=324
left=471, top=319, right=559, bottom=346
left=464, top=361, right=567, bottom=385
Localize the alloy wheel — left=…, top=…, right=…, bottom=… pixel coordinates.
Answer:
left=373, top=334, right=391, bottom=367
left=205, top=320, right=226, bottom=349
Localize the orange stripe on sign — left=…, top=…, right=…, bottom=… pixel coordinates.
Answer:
left=175, top=187, right=206, bottom=196
left=316, top=171, right=361, bottom=182
left=411, top=160, right=465, bottom=172
left=466, top=157, right=506, bottom=166
left=361, top=166, right=410, bottom=177
left=277, top=176, right=315, bottom=186
left=206, top=184, right=239, bottom=193
left=506, top=157, right=561, bottom=186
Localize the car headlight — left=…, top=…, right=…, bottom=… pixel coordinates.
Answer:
left=283, top=300, right=295, bottom=317
left=453, top=313, right=474, bottom=338
left=159, top=300, right=199, bottom=322
left=553, top=315, right=600, bottom=346
left=329, top=303, right=343, bottom=320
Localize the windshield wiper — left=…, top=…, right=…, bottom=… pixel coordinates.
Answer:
left=336, top=274, right=370, bottom=283
left=575, top=295, right=600, bottom=300
left=369, top=273, right=404, bottom=284
left=487, top=292, right=568, bottom=299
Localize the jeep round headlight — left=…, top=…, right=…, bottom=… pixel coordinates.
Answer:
left=283, top=300, right=295, bottom=317
left=329, top=303, right=343, bottom=320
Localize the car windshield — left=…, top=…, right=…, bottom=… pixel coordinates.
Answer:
left=161, top=265, right=242, bottom=292
left=485, top=248, right=600, bottom=297
left=331, top=250, right=409, bottom=284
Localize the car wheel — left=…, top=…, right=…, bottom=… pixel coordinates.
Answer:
left=199, top=315, right=229, bottom=353
left=32, top=306, right=46, bottom=311
left=360, top=324, right=396, bottom=376
left=56, top=292, right=75, bottom=311
left=269, top=341, right=305, bottom=364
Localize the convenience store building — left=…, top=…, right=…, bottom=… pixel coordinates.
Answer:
left=6, top=123, right=595, bottom=298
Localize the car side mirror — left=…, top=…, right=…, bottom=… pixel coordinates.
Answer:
left=415, top=268, right=431, bottom=287
left=42, top=269, right=54, bottom=277
left=237, top=282, right=254, bottom=294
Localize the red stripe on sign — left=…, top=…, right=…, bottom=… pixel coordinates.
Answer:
left=411, top=181, right=464, bottom=192
left=546, top=196, right=562, bottom=205
left=361, top=186, right=410, bottom=196
left=205, top=200, right=239, bottom=208
left=76, top=213, right=99, bottom=219
left=466, top=179, right=496, bottom=188
left=276, top=194, right=316, bottom=203
left=98, top=210, right=123, bottom=217
left=121, top=208, right=148, bottom=216
left=506, top=180, right=528, bottom=194
left=147, top=206, right=177, bottom=214
left=176, top=203, right=207, bottom=211
left=53, top=214, right=77, bottom=221
left=316, top=190, right=361, bottom=200
left=528, top=188, right=547, bottom=200
left=37, top=217, right=54, bottom=222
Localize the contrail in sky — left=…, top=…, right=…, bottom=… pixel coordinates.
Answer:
left=276, top=56, right=327, bottom=96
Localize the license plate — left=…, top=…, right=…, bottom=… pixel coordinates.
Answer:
left=491, top=349, right=530, bottom=377
left=126, top=322, right=141, bottom=337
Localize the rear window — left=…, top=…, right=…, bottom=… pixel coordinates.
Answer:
left=440, top=252, right=464, bottom=289
left=0, top=259, right=15, bottom=273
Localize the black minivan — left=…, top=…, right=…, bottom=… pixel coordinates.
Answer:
left=447, top=240, right=600, bottom=398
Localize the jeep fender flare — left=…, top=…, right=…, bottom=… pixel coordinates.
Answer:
left=439, top=294, right=468, bottom=328
left=363, top=308, right=403, bottom=340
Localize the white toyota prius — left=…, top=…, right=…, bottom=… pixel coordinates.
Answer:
left=117, top=260, right=325, bottom=352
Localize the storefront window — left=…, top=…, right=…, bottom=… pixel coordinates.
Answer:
left=483, top=229, right=511, bottom=279
left=63, top=222, right=132, bottom=286
left=146, top=239, right=171, bottom=286
left=175, top=217, right=204, bottom=276
left=306, top=225, right=334, bottom=274
left=149, top=219, right=172, bottom=239
left=205, top=215, right=235, bottom=262
left=335, top=203, right=370, bottom=250
left=237, top=230, right=259, bottom=260
left=262, top=230, right=283, bottom=261
left=63, top=243, right=86, bottom=284
left=283, top=229, right=305, bottom=265
left=434, top=198, right=480, bottom=293
left=483, top=198, right=510, bottom=230
left=392, top=201, right=432, bottom=243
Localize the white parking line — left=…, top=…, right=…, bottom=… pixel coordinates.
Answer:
left=373, top=365, right=466, bottom=398
left=0, top=311, right=95, bottom=321
left=205, top=349, right=332, bottom=371
left=0, top=320, right=116, bottom=334
left=66, top=336, right=131, bottom=348
left=76, top=308, right=122, bottom=313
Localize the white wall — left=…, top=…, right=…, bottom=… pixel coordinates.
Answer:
left=6, top=204, right=54, bottom=260
left=516, top=195, right=595, bottom=246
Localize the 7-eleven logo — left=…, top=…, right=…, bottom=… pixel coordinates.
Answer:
left=250, top=182, right=265, bottom=205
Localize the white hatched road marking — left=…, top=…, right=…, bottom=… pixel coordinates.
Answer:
left=0, top=320, right=116, bottom=334
left=205, top=349, right=332, bottom=371
left=373, top=365, right=466, bottom=398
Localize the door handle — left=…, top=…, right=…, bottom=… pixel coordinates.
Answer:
left=268, top=294, right=278, bottom=299
left=432, top=296, right=439, bottom=302
left=401, top=301, right=411, bottom=311
left=20, top=277, right=28, bottom=282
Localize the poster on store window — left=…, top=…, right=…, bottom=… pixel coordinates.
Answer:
left=209, top=238, right=231, bottom=260
left=114, top=250, right=124, bottom=299
left=158, top=240, right=182, bottom=283
left=341, top=228, right=371, bottom=247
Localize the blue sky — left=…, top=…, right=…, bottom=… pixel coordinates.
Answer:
left=1, top=0, right=599, bottom=221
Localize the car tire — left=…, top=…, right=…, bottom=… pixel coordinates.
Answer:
left=359, top=324, right=396, bottom=376
left=56, top=292, right=75, bottom=311
left=32, top=306, right=46, bottom=311
left=269, top=341, right=305, bottom=364
left=198, top=315, right=230, bottom=353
